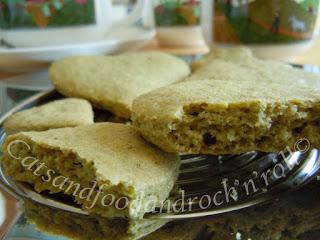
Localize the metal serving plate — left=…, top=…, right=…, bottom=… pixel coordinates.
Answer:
left=0, top=90, right=319, bottom=220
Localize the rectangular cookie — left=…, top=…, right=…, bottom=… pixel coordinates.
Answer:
left=132, top=80, right=320, bottom=154
left=2, top=123, right=180, bottom=219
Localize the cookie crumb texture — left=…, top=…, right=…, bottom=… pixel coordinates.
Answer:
left=2, top=123, right=180, bottom=219
left=133, top=80, right=320, bottom=154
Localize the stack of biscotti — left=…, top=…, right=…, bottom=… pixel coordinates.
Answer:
left=132, top=47, right=320, bottom=155
left=1, top=51, right=192, bottom=239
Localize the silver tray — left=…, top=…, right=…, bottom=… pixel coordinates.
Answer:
left=0, top=90, right=319, bottom=220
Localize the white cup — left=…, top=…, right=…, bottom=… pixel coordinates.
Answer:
left=152, top=0, right=212, bottom=48
left=0, top=0, right=150, bottom=48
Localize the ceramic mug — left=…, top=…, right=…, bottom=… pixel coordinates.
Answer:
left=153, top=0, right=320, bottom=59
left=0, top=0, right=150, bottom=48
left=152, top=0, right=212, bottom=48
left=211, top=0, right=320, bottom=60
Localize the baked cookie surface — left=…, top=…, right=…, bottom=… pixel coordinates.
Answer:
left=191, top=47, right=253, bottom=71
left=132, top=80, right=320, bottom=154
left=2, top=123, right=180, bottom=219
left=3, top=98, right=94, bottom=134
left=188, top=47, right=320, bottom=89
left=49, top=51, right=190, bottom=119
